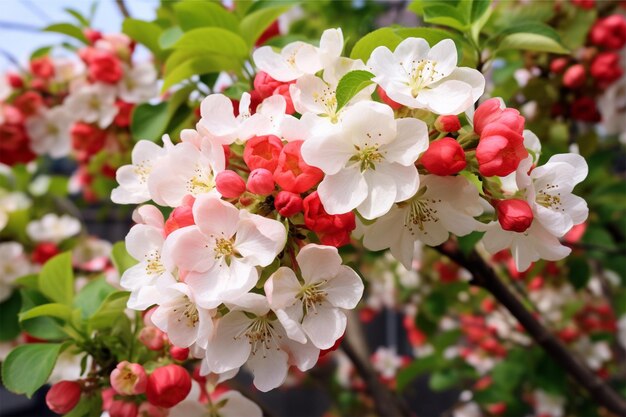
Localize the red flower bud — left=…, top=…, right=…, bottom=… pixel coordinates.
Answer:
left=303, top=192, right=355, bottom=247
left=30, top=57, right=55, bottom=80
left=139, top=326, right=166, bottom=351
left=589, top=15, right=626, bottom=50
left=496, top=199, right=534, bottom=233
left=89, top=50, right=123, bottom=84
left=138, top=402, right=169, bottom=417
left=434, top=115, right=461, bottom=132
left=563, top=64, right=586, bottom=89
left=253, top=72, right=283, bottom=99
left=243, top=135, right=283, bottom=172
left=474, top=98, right=525, bottom=135
left=109, top=400, right=139, bottom=417
left=571, top=97, right=601, bottom=123
left=71, top=122, right=107, bottom=156
left=247, top=168, right=275, bottom=195
left=146, top=365, right=192, bottom=409
left=114, top=101, right=134, bottom=127
left=590, top=52, right=623, bottom=86
left=377, top=86, right=402, bottom=110
left=476, top=124, right=528, bottom=177
left=164, top=195, right=195, bottom=236
left=274, top=140, right=323, bottom=193
left=46, top=380, right=81, bottom=414
left=215, top=170, right=246, bottom=198
left=550, top=58, right=569, bottom=74
left=14, top=91, right=44, bottom=117
left=169, top=345, right=190, bottom=361
left=420, top=137, right=466, bottom=176
left=256, top=20, right=280, bottom=46
left=274, top=191, right=303, bottom=217
left=31, top=242, right=60, bottom=265
left=84, top=28, right=103, bottom=44
left=6, top=72, right=23, bottom=88
left=273, top=83, right=295, bottom=114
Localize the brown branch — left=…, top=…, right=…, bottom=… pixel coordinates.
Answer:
left=436, top=245, right=626, bottom=417
left=341, top=318, right=411, bottom=417
left=115, top=0, right=131, bottom=19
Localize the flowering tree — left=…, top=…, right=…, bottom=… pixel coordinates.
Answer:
left=1, top=1, right=625, bottom=417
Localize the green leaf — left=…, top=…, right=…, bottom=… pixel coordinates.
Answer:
left=173, top=27, right=249, bottom=57
left=423, top=4, right=469, bottom=31
left=19, top=303, right=73, bottom=322
left=240, top=5, right=291, bottom=46
left=159, top=26, right=184, bottom=50
left=73, top=277, right=116, bottom=318
left=163, top=53, right=242, bottom=91
left=568, top=256, right=590, bottom=290
left=429, top=368, right=462, bottom=391
left=2, top=343, right=63, bottom=397
left=111, top=242, right=139, bottom=275
left=350, top=28, right=402, bottom=62
left=457, top=231, right=485, bottom=256
left=500, top=33, right=568, bottom=54
left=174, top=2, right=240, bottom=32
left=0, top=291, right=21, bottom=341
left=65, top=394, right=102, bottom=417
left=89, top=291, right=130, bottom=330
left=131, top=102, right=169, bottom=142
left=65, top=8, right=90, bottom=27
left=335, top=70, right=374, bottom=112
left=30, top=46, right=53, bottom=60
left=470, top=0, right=491, bottom=23
left=397, top=354, right=440, bottom=391
left=43, top=23, right=88, bottom=43
left=19, top=289, right=67, bottom=340
left=122, top=19, right=164, bottom=59
left=423, top=290, right=447, bottom=318
left=38, top=252, right=74, bottom=305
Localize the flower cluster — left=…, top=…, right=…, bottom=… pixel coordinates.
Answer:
left=113, top=28, right=589, bottom=392
left=0, top=29, right=157, bottom=200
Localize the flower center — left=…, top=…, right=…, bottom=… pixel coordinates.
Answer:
left=133, top=161, right=151, bottom=184
left=144, top=249, right=165, bottom=275
left=402, top=188, right=440, bottom=235
left=312, top=85, right=338, bottom=120
left=186, top=165, right=215, bottom=195
left=298, top=280, right=328, bottom=314
left=238, top=317, right=282, bottom=358
left=536, top=184, right=563, bottom=210
left=173, top=296, right=199, bottom=328
left=352, top=144, right=383, bottom=171
left=406, top=59, right=440, bottom=96
left=214, top=237, right=235, bottom=260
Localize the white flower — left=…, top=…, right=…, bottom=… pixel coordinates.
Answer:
left=117, top=62, right=158, bottom=103
left=169, top=383, right=262, bottom=417
left=111, top=136, right=171, bottom=205
left=265, top=244, right=363, bottom=349
left=0, top=191, right=30, bottom=232
left=253, top=28, right=343, bottom=82
left=572, top=337, right=612, bottom=370
left=196, top=93, right=270, bottom=145
left=163, top=195, right=287, bottom=309
left=368, top=38, right=485, bottom=114
left=363, top=175, right=484, bottom=269
left=534, top=390, right=565, bottom=417
left=482, top=221, right=571, bottom=272
left=372, top=347, right=404, bottom=379
left=517, top=154, right=589, bottom=237
left=26, top=214, right=81, bottom=243
left=301, top=101, right=428, bottom=219
left=0, top=242, right=32, bottom=302
left=148, top=139, right=225, bottom=207
left=53, top=57, right=85, bottom=84
left=151, top=283, right=214, bottom=349
left=203, top=293, right=319, bottom=391
left=25, top=106, right=73, bottom=158
left=64, top=82, right=118, bottom=128
left=453, top=402, right=482, bottom=417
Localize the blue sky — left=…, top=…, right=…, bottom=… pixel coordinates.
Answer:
left=0, top=0, right=159, bottom=70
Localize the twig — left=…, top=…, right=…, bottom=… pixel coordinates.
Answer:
left=340, top=321, right=411, bottom=417
left=115, top=0, right=131, bottom=19
left=436, top=245, right=626, bottom=417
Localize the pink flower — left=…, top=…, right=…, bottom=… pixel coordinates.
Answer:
left=419, top=137, right=466, bottom=176
left=244, top=135, right=283, bottom=172
left=30, top=57, right=54, bottom=79
left=247, top=168, right=276, bottom=195
left=164, top=195, right=196, bottom=236
left=110, top=361, right=148, bottom=395
left=139, top=326, right=166, bottom=351
left=46, top=381, right=81, bottom=414
left=303, top=192, right=355, bottom=247
left=476, top=124, right=528, bottom=177
left=109, top=400, right=139, bottom=417
left=274, top=141, right=323, bottom=193
left=473, top=98, right=525, bottom=135
left=563, top=64, right=586, bottom=89
left=496, top=199, right=534, bottom=233
left=146, top=365, right=192, bottom=409
left=89, top=50, right=123, bottom=84
left=274, top=191, right=303, bottom=217
left=254, top=71, right=283, bottom=98
left=215, top=170, right=246, bottom=198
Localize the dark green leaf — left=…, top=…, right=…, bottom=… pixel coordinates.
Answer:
left=38, top=252, right=74, bottom=305
left=0, top=292, right=21, bottom=341
left=457, top=232, right=485, bottom=256
left=568, top=256, right=590, bottom=290
left=174, top=2, right=239, bottom=32
left=240, top=5, right=292, bottom=46
left=335, top=70, right=374, bottom=111
left=89, top=291, right=130, bottom=330
left=73, top=277, right=116, bottom=318
left=397, top=354, right=440, bottom=391
left=122, top=19, right=164, bottom=59
left=1, top=343, right=63, bottom=397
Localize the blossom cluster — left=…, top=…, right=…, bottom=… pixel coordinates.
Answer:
left=112, top=28, right=589, bottom=392
left=0, top=29, right=157, bottom=199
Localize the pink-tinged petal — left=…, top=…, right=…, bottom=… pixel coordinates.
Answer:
left=265, top=267, right=301, bottom=309
left=247, top=346, right=289, bottom=392
left=120, top=263, right=152, bottom=290
left=185, top=269, right=227, bottom=309
left=235, top=212, right=286, bottom=266
left=317, top=167, right=368, bottom=215
left=198, top=94, right=237, bottom=137
left=162, top=226, right=214, bottom=273
left=324, top=265, right=363, bottom=309
left=217, top=391, right=262, bottom=417
left=275, top=307, right=307, bottom=344
left=302, top=304, right=346, bottom=350
left=125, top=224, right=163, bottom=260
left=219, top=259, right=258, bottom=302
left=357, top=169, right=397, bottom=220
left=193, top=195, right=240, bottom=238
left=296, top=244, right=342, bottom=284
left=133, top=205, right=165, bottom=229
left=205, top=312, right=251, bottom=373
left=127, top=286, right=161, bottom=311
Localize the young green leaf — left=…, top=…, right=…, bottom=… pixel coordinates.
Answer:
left=2, top=343, right=63, bottom=397
left=350, top=28, right=402, bottom=62
left=38, top=252, right=74, bottom=305
left=43, top=23, right=88, bottom=44
left=88, top=291, right=130, bottom=330
left=0, top=292, right=21, bottom=341
left=19, top=303, right=73, bottom=322
left=111, top=242, right=138, bottom=275
left=335, top=70, right=375, bottom=112
left=174, top=1, right=240, bottom=32
left=122, top=19, right=164, bottom=59
left=239, top=5, right=292, bottom=46
left=130, top=102, right=169, bottom=142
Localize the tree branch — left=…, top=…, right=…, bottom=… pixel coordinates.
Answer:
left=115, top=0, right=131, bottom=19
left=341, top=317, right=411, bottom=417
left=436, top=245, right=626, bottom=417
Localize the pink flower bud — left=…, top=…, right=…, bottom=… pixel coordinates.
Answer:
left=563, top=64, right=586, bottom=89
left=164, top=195, right=195, bottom=236
left=589, top=15, right=626, bottom=50
left=169, top=345, right=190, bottom=361
left=434, top=115, right=461, bottom=132
left=474, top=98, right=525, bottom=135
left=274, top=141, right=323, bottom=193
left=215, top=170, right=246, bottom=198
left=550, top=57, right=569, bottom=74
left=88, top=50, right=123, bottom=84
left=274, top=191, right=303, bottom=217
left=138, top=402, right=169, bottom=417
left=139, top=326, right=166, bottom=351
left=110, top=361, right=148, bottom=395
left=247, top=168, right=275, bottom=195
left=419, top=137, right=466, bottom=176
left=46, top=380, right=81, bottom=414
left=253, top=71, right=283, bottom=98
left=243, top=135, right=283, bottom=172
left=476, top=124, right=528, bottom=177
left=146, top=365, right=192, bottom=409
left=109, top=400, right=139, bottom=417
left=590, top=52, right=623, bottom=86
left=377, top=86, right=402, bottom=110
left=496, top=199, right=534, bottom=233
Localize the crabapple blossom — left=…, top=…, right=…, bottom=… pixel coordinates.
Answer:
left=110, top=361, right=147, bottom=395
left=265, top=244, right=364, bottom=349
left=26, top=213, right=81, bottom=243
left=163, top=195, right=286, bottom=308
left=363, top=175, right=484, bottom=269
left=118, top=62, right=158, bottom=103
left=368, top=38, right=485, bottom=114
left=301, top=100, right=428, bottom=219
left=25, top=106, right=74, bottom=158
left=64, top=83, right=118, bottom=128
left=215, top=170, right=246, bottom=198
left=0, top=242, right=32, bottom=302
left=111, top=137, right=171, bottom=204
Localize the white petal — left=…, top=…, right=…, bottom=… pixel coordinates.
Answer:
left=324, top=265, right=363, bottom=309
left=193, top=195, right=240, bottom=238
left=383, top=118, right=429, bottom=166
left=317, top=167, right=368, bottom=215
left=302, top=305, right=346, bottom=350
left=247, top=346, right=289, bottom=392
left=296, top=244, right=342, bottom=284
left=265, top=267, right=301, bottom=309
left=419, top=80, right=474, bottom=115
left=205, top=312, right=251, bottom=373
left=357, top=168, right=397, bottom=220
left=235, top=212, right=286, bottom=267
